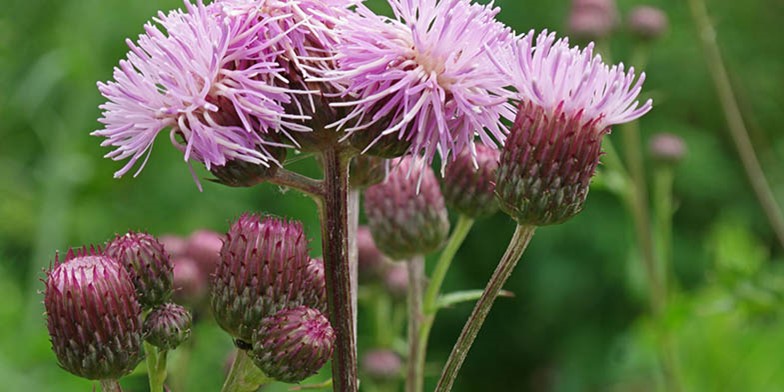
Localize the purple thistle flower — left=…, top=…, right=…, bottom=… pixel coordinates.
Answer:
left=329, top=0, right=514, bottom=167
left=94, top=1, right=298, bottom=182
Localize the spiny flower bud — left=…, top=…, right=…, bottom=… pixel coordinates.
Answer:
left=495, top=102, right=604, bottom=225
left=649, top=133, right=686, bottom=164
left=443, top=145, right=501, bottom=218
left=357, top=226, right=384, bottom=282
left=211, top=214, right=325, bottom=342
left=628, top=6, right=668, bottom=41
left=349, top=154, right=386, bottom=189
left=251, top=306, right=335, bottom=384
left=210, top=145, right=287, bottom=187
left=144, top=303, right=192, bottom=350
left=105, top=231, right=173, bottom=309
left=361, top=349, right=402, bottom=381
left=302, top=258, right=327, bottom=314
left=364, top=157, right=450, bottom=260
left=44, top=247, right=143, bottom=380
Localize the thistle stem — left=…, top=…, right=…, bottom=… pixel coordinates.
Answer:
left=269, top=167, right=324, bottom=198
left=413, top=215, right=475, bottom=391
left=318, top=147, right=358, bottom=392
left=144, top=342, right=167, bottom=392
left=349, top=189, right=361, bottom=342
left=100, top=379, right=122, bottom=392
left=435, top=224, right=536, bottom=392
left=687, top=0, right=784, bottom=249
left=406, top=255, right=425, bottom=392
left=221, top=349, right=272, bottom=392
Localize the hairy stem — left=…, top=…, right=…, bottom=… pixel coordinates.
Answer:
left=144, top=342, right=167, bottom=392
left=349, top=189, right=361, bottom=342
left=100, top=379, right=122, bottom=392
left=687, top=0, right=784, bottom=249
left=435, top=224, right=536, bottom=392
left=318, top=147, right=358, bottom=392
left=268, top=167, right=324, bottom=198
left=406, top=255, right=425, bottom=392
left=221, top=349, right=271, bottom=392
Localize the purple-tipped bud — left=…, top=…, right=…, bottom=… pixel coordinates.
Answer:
left=185, top=230, right=223, bottom=277
left=210, top=145, right=287, bottom=187
left=251, top=306, right=335, bottom=383
left=144, top=303, right=192, bottom=350
left=496, top=102, right=605, bottom=226
left=357, top=226, right=384, bottom=282
left=44, top=247, right=143, bottom=380
left=364, top=157, right=450, bottom=260
left=211, top=214, right=325, bottom=342
left=443, top=145, right=501, bottom=218
left=382, top=262, right=408, bottom=299
left=173, top=257, right=208, bottom=304
left=350, top=154, right=387, bottom=189
left=649, top=133, right=686, bottom=164
left=302, top=258, right=327, bottom=314
left=568, top=0, right=618, bottom=40
left=628, top=6, right=668, bottom=41
left=105, top=232, right=173, bottom=309
left=361, top=349, right=402, bottom=380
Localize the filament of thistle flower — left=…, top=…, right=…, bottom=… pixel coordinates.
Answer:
left=435, top=224, right=536, bottom=392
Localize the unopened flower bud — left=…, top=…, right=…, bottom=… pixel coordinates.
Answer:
left=144, top=303, right=192, bottom=350
left=159, top=235, right=187, bottom=258
left=357, top=226, right=384, bottom=282
left=210, top=145, right=287, bottom=187
left=496, top=102, right=605, bottom=226
left=185, top=230, right=223, bottom=277
left=44, top=247, right=143, bottom=380
left=349, top=126, right=412, bottom=158
left=364, top=157, right=449, bottom=260
left=105, top=231, right=173, bottom=308
left=251, top=306, right=335, bottom=383
left=211, top=214, right=323, bottom=342
left=350, top=154, right=386, bottom=188
left=302, top=258, right=328, bottom=315
left=628, top=6, right=668, bottom=41
left=567, top=0, right=618, bottom=40
left=173, top=256, right=207, bottom=304
left=649, top=133, right=686, bottom=164
left=443, top=145, right=501, bottom=218
left=362, top=349, right=402, bottom=380
left=382, top=262, right=408, bottom=299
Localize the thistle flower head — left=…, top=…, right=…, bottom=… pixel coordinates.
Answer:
left=44, top=247, right=143, bottom=380
left=628, top=6, right=668, bottom=41
left=443, top=144, right=501, bottom=218
left=144, top=303, right=193, bottom=350
left=251, top=306, right=335, bottom=383
left=94, top=1, right=297, bottom=183
left=331, top=0, right=514, bottom=167
left=567, top=0, right=618, bottom=40
left=494, top=31, right=652, bottom=225
left=364, top=156, right=450, bottom=260
left=105, top=231, right=173, bottom=309
left=211, top=214, right=325, bottom=342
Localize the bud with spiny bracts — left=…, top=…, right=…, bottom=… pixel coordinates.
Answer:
left=211, top=214, right=326, bottom=342
left=105, top=231, right=173, bottom=309
left=210, top=144, right=287, bottom=187
left=144, top=303, right=192, bottom=350
left=495, top=101, right=605, bottom=226
left=443, top=145, right=501, bottom=218
left=364, top=156, right=450, bottom=260
left=349, top=154, right=386, bottom=189
left=251, top=306, right=335, bottom=383
left=44, top=247, right=143, bottom=380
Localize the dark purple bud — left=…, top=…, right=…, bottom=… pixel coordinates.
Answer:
left=44, top=247, right=143, bottom=380
left=649, top=133, right=686, bottom=164
left=105, top=231, right=173, bottom=309
left=251, top=306, right=335, bottom=383
left=357, top=226, right=384, bottom=282
left=364, top=157, right=450, bottom=260
left=361, top=349, right=402, bottom=380
left=211, top=214, right=325, bottom=342
left=144, top=303, right=192, bottom=350
left=443, top=145, right=501, bottom=218
left=495, top=101, right=605, bottom=226
left=628, top=6, right=668, bottom=41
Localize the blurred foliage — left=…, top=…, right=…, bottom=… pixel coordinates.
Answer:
left=1, top=0, right=784, bottom=391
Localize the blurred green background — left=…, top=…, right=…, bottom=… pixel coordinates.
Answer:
left=2, top=0, right=784, bottom=391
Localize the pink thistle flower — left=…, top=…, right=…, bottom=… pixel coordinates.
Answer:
left=94, top=1, right=298, bottom=182
left=329, top=0, right=514, bottom=168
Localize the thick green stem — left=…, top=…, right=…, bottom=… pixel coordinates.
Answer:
left=435, top=224, right=537, bottom=392
left=100, top=379, right=122, bottom=392
left=268, top=167, right=324, bottom=198
left=406, top=255, right=425, bottom=392
left=687, top=0, right=784, bottom=249
left=221, top=349, right=272, bottom=392
left=412, top=215, right=474, bottom=391
left=144, top=342, right=167, bottom=392
left=318, top=147, right=358, bottom=392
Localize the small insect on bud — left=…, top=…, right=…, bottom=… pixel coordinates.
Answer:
left=364, top=157, right=450, bottom=260
left=251, top=306, right=335, bottom=383
left=105, top=231, right=174, bottom=309
left=144, top=303, right=192, bottom=350
left=44, top=247, right=143, bottom=380
left=443, top=145, right=501, bottom=218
